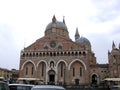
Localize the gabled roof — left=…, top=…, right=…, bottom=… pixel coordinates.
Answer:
left=24, top=33, right=83, bottom=51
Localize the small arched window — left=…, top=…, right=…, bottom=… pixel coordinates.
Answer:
left=31, top=67, right=34, bottom=75
left=73, top=67, right=75, bottom=76
left=44, top=46, right=48, bottom=49
left=61, top=63, right=63, bottom=77
left=58, top=45, right=62, bottom=50
left=80, top=67, right=82, bottom=76
left=25, top=67, right=28, bottom=75
left=42, top=62, right=44, bottom=76
left=50, top=61, right=54, bottom=68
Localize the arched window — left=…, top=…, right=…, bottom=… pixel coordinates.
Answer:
left=75, top=52, right=78, bottom=56
left=71, top=52, right=74, bottom=56
left=64, top=52, right=67, bottom=56
left=80, top=67, right=82, bottom=76
left=25, top=67, right=28, bottom=75
left=61, top=63, right=63, bottom=77
left=58, top=45, right=62, bottom=50
left=44, top=46, right=48, bottom=49
left=68, top=52, right=70, bottom=56
left=83, top=51, right=86, bottom=56
left=31, top=67, right=34, bottom=75
left=50, top=61, right=54, bottom=68
left=50, top=52, right=52, bottom=56
left=42, top=62, right=44, bottom=76
left=73, top=67, right=75, bottom=76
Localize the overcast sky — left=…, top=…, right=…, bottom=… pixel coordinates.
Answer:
left=0, top=0, right=120, bottom=70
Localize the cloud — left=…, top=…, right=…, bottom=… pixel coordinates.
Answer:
left=0, top=24, right=19, bottom=69
left=88, top=33, right=110, bottom=63
left=0, top=0, right=120, bottom=69
left=111, top=26, right=120, bottom=35
left=88, top=24, right=120, bottom=64
left=91, top=0, right=120, bottom=22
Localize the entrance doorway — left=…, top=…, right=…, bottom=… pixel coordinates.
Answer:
left=49, top=75, right=55, bottom=82
left=75, top=79, right=79, bottom=85
left=48, top=70, right=55, bottom=85
left=91, top=74, right=97, bottom=86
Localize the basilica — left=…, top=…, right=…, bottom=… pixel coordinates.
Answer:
left=19, top=16, right=120, bottom=85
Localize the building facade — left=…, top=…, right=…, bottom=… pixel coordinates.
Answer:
left=108, top=42, right=120, bottom=78
left=0, top=68, right=19, bottom=83
left=0, top=68, right=12, bottom=81
left=19, top=16, right=120, bottom=85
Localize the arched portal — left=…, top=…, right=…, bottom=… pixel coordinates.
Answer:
left=91, top=74, right=98, bottom=86
left=48, top=70, right=55, bottom=85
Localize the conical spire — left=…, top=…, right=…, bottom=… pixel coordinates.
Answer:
left=63, top=16, right=66, bottom=24
left=108, top=50, right=110, bottom=55
left=119, top=43, right=120, bottom=50
left=112, top=41, right=116, bottom=49
left=75, top=28, right=80, bottom=40
left=52, top=15, right=56, bottom=23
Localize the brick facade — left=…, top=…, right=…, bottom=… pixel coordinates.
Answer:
left=19, top=16, right=120, bottom=85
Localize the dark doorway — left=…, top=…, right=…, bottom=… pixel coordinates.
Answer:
left=75, top=79, right=79, bottom=85
left=49, top=75, right=55, bottom=82
left=48, top=70, right=55, bottom=85
left=91, top=74, right=97, bottom=87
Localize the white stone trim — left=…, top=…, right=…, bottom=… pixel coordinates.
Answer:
left=56, top=59, right=68, bottom=68
left=68, top=59, right=87, bottom=70
left=21, top=60, right=36, bottom=70
left=37, top=60, right=47, bottom=68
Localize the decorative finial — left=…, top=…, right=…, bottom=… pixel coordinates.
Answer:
left=63, top=16, right=66, bottom=24
left=108, top=50, right=110, bottom=55
left=52, top=15, right=56, bottom=23
left=75, top=27, right=80, bottom=40
left=112, top=41, right=116, bottom=49
left=75, top=28, right=79, bottom=34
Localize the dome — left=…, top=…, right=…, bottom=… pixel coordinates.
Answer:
left=44, top=16, right=69, bottom=39
left=45, top=21, right=68, bottom=30
left=76, top=37, right=91, bottom=46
